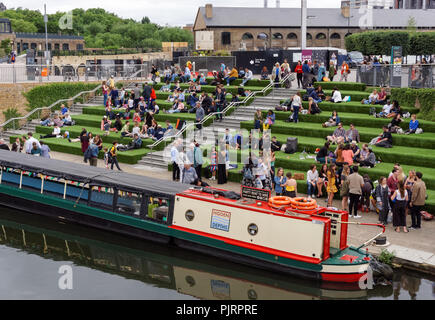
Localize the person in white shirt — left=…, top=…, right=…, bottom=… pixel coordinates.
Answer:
left=25, top=133, right=41, bottom=154
left=378, top=100, right=393, bottom=117
left=241, top=68, right=253, bottom=86
left=307, top=164, right=319, bottom=198
left=330, top=87, right=342, bottom=103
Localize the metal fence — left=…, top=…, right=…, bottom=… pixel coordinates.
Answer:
left=0, top=61, right=171, bottom=84
left=356, top=64, right=434, bottom=89
left=178, top=56, right=236, bottom=74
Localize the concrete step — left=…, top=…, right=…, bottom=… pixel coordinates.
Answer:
left=137, top=159, right=168, bottom=169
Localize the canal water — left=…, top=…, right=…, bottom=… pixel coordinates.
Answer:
left=0, top=207, right=434, bottom=300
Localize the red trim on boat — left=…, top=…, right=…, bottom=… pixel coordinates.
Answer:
left=321, top=272, right=367, bottom=283
left=169, top=225, right=322, bottom=264
left=322, top=220, right=331, bottom=261
left=340, top=211, right=349, bottom=250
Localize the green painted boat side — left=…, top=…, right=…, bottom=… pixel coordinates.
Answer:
left=0, top=183, right=362, bottom=274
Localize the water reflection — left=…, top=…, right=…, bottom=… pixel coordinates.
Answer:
left=0, top=208, right=433, bottom=300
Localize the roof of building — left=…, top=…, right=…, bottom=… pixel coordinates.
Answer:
left=195, top=7, right=435, bottom=29
left=0, top=150, right=189, bottom=197
left=15, top=32, right=84, bottom=40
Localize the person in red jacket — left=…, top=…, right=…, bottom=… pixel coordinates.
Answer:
left=149, top=87, right=157, bottom=108
left=294, top=61, right=303, bottom=88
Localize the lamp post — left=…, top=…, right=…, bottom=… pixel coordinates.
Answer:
left=44, top=4, right=50, bottom=80
left=301, top=0, right=307, bottom=50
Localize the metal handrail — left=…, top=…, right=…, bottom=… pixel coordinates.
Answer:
left=147, top=73, right=293, bottom=150
left=0, top=68, right=145, bottom=133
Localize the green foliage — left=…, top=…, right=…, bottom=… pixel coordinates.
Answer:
left=1, top=8, right=193, bottom=50
left=409, top=32, right=435, bottom=55
left=391, top=88, right=435, bottom=121
left=345, top=31, right=410, bottom=56
left=378, top=249, right=395, bottom=266
left=2, top=108, right=21, bottom=130
left=313, top=81, right=366, bottom=91
left=23, top=83, right=99, bottom=112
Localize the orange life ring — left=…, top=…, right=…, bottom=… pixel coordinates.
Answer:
left=290, top=197, right=317, bottom=210
left=269, top=196, right=292, bottom=208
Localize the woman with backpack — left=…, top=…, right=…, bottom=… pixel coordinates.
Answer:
left=109, top=141, right=122, bottom=171
left=361, top=174, right=374, bottom=212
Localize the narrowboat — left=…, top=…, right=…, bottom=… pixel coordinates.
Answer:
left=1, top=207, right=393, bottom=299
left=0, top=151, right=384, bottom=284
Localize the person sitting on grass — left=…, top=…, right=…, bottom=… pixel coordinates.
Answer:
left=308, top=97, right=321, bottom=115
left=316, top=142, right=335, bottom=164
left=40, top=124, right=61, bottom=139
left=387, top=100, right=402, bottom=119
left=225, top=66, right=238, bottom=86
left=241, top=68, right=253, bottom=86
left=101, top=116, right=115, bottom=136
left=322, top=110, right=341, bottom=127
left=254, top=109, right=264, bottom=130
left=261, top=66, right=269, bottom=80
left=376, top=87, right=387, bottom=105
left=167, top=99, right=185, bottom=113
left=40, top=115, right=53, bottom=127
left=63, top=113, right=74, bottom=126
left=361, top=89, right=379, bottom=105
left=350, top=141, right=360, bottom=161
left=388, top=113, right=402, bottom=133
left=120, top=120, right=131, bottom=137
left=359, top=147, right=376, bottom=168
left=328, top=87, right=342, bottom=103
left=52, top=114, right=64, bottom=127
left=372, top=125, right=393, bottom=148
left=308, top=86, right=323, bottom=104
left=345, top=123, right=360, bottom=143
left=327, top=122, right=346, bottom=145
left=377, top=100, right=393, bottom=118
left=263, top=110, right=275, bottom=130
left=405, top=114, right=420, bottom=134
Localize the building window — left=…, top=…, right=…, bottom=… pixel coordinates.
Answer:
left=287, top=33, right=298, bottom=39
left=306, top=33, right=312, bottom=40
left=257, top=33, right=268, bottom=40
left=54, top=43, right=60, bottom=50
left=330, top=33, right=341, bottom=39
left=62, top=43, right=69, bottom=51
left=272, top=33, right=283, bottom=40
left=242, top=32, right=253, bottom=40
left=30, top=43, right=37, bottom=50
left=22, top=43, right=29, bottom=51
left=316, top=33, right=327, bottom=40
left=76, top=43, right=84, bottom=50
left=221, top=32, right=231, bottom=45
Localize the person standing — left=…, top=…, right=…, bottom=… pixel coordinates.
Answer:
left=217, top=145, right=227, bottom=185
left=281, top=59, right=291, bottom=88
left=195, top=102, right=205, bottom=130
left=376, top=177, right=390, bottom=225
left=328, top=61, right=336, bottom=82
left=39, top=141, right=51, bottom=159
left=340, top=164, right=351, bottom=212
left=326, top=164, right=338, bottom=208
left=347, top=166, right=364, bottom=218
left=391, top=180, right=408, bottom=233
left=294, top=61, right=303, bottom=88
left=291, top=92, right=302, bottom=123
left=302, top=60, right=311, bottom=89
left=409, top=172, right=427, bottom=230
left=193, top=142, right=203, bottom=181
left=102, top=81, right=109, bottom=108
left=340, top=61, right=350, bottom=82
left=272, top=63, right=281, bottom=88
left=306, top=164, right=319, bottom=198
left=274, top=168, right=287, bottom=196
left=109, top=141, right=122, bottom=171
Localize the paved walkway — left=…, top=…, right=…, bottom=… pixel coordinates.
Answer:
left=45, top=151, right=435, bottom=274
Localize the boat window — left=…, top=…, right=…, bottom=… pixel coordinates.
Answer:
left=89, top=186, right=115, bottom=210
left=145, top=197, right=170, bottom=224
left=115, top=190, right=143, bottom=217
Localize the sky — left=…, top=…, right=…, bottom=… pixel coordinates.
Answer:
left=4, top=0, right=343, bottom=26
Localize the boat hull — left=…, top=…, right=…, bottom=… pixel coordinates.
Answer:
left=0, top=186, right=368, bottom=285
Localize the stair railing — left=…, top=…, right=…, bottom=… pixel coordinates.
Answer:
left=146, top=73, right=293, bottom=152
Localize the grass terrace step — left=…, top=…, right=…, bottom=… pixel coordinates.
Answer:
left=33, top=125, right=165, bottom=151
left=298, top=89, right=370, bottom=102
left=241, top=120, right=435, bottom=150
left=153, top=83, right=272, bottom=96
left=263, top=110, right=435, bottom=132
left=313, top=82, right=367, bottom=91
left=9, top=136, right=151, bottom=165
left=253, top=131, right=435, bottom=168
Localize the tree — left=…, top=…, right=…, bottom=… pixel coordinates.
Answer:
left=141, top=16, right=150, bottom=24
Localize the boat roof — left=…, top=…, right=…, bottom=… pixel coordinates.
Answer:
left=0, top=150, right=189, bottom=196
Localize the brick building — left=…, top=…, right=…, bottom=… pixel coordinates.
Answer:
left=193, top=4, right=435, bottom=51
left=0, top=18, right=85, bottom=54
